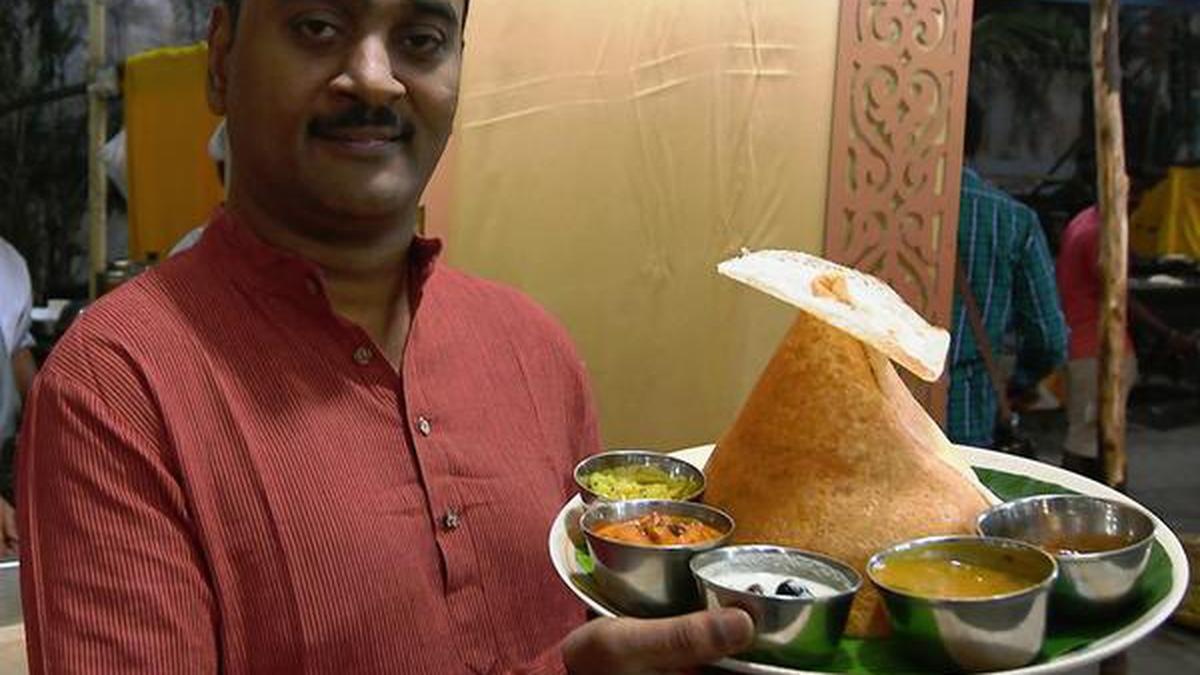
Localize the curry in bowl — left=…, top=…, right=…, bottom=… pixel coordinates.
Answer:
left=592, top=511, right=724, bottom=546
left=866, top=536, right=1058, bottom=672
left=583, top=465, right=702, bottom=502
left=869, top=536, right=1055, bottom=600
left=871, top=549, right=1043, bottom=599
left=574, top=450, right=705, bottom=503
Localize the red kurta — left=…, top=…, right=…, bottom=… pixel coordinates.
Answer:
left=18, top=211, right=599, bottom=674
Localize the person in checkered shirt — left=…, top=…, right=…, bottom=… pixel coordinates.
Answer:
left=946, top=98, right=1068, bottom=450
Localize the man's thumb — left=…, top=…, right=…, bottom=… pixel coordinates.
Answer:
left=618, top=608, right=755, bottom=670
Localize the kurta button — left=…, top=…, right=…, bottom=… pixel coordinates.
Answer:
left=417, top=416, right=432, bottom=436
left=353, top=346, right=373, bottom=365
left=442, top=508, right=461, bottom=531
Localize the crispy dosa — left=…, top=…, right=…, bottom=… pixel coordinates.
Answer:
left=717, top=249, right=950, bottom=383
left=703, top=250, right=994, bottom=637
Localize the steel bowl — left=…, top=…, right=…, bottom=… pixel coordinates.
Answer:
left=690, top=545, right=861, bottom=668
left=574, top=450, right=705, bottom=504
left=867, top=536, right=1058, bottom=673
left=581, top=499, right=733, bottom=617
left=978, top=494, right=1156, bottom=616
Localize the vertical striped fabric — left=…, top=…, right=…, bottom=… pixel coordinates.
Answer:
left=947, top=168, right=1068, bottom=447
left=18, top=210, right=599, bottom=674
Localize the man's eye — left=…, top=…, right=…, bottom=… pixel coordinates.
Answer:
left=400, top=31, right=446, bottom=57
left=295, top=18, right=340, bottom=42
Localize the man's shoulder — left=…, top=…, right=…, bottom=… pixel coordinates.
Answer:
left=436, top=264, right=552, bottom=315
left=0, top=239, right=32, bottom=342
left=963, top=169, right=1037, bottom=219
left=1064, top=206, right=1099, bottom=236
left=0, top=237, right=29, bottom=283
left=1058, top=207, right=1097, bottom=251
left=0, top=237, right=17, bottom=262
left=0, top=237, right=21, bottom=262
left=39, top=269, right=199, bottom=384
left=432, top=264, right=579, bottom=350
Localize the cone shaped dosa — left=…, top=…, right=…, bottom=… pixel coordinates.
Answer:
left=703, top=252, right=994, bottom=637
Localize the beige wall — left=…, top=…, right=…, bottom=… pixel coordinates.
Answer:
left=443, top=0, right=842, bottom=450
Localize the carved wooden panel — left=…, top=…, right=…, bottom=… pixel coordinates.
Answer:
left=824, top=0, right=975, bottom=417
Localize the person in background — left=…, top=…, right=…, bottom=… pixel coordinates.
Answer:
left=947, top=98, right=1068, bottom=449
left=1057, top=178, right=1198, bottom=480
left=0, top=335, right=18, bottom=557
left=18, top=1, right=754, bottom=673
left=1, top=235, right=38, bottom=557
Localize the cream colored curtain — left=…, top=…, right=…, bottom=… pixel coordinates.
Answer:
left=445, top=0, right=841, bottom=449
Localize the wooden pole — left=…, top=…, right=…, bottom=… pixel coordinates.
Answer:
left=87, top=0, right=108, bottom=298
left=1091, top=10, right=1132, bottom=669
left=1091, top=0, right=1129, bottom=490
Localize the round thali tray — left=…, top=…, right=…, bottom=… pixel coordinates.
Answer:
left=548, top=444, right=1189, bottom=674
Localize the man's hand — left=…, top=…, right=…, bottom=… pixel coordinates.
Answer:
left=0, top=498, right=17, bottom=558
left=1007, top=383, right=1039, bottom=412
left=562, top=608, right=755, bottom=675
left=12, top=347, right=37, bottom=399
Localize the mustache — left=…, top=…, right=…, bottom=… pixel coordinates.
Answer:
left=308, top=105, right=415, bottom=138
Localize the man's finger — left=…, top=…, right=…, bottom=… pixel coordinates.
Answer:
left=602, top=608, right=755, bottom=672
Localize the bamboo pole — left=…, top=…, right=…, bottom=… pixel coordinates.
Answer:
left=1091, top=0, right=1130, bottom=490
left=87, top=0, right=108, bottom=298
left=1091, top=3, right=1130, bottom=669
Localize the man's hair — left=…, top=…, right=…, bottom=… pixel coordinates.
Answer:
left=964, top=96, right=983, bottom=159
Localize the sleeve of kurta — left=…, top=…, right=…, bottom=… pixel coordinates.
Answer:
left=17, top=368, right=218, bottom=674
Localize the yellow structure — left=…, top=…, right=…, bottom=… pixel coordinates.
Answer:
left=1132, top=166, right=1200, bottom=260
left=124, top=43, right=223, bottom=260
left=446, top=0, right=842, bottom=449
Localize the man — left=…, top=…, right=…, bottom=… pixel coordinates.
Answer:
left=0, top=331, right=18, bottom=557
left=0, top=237, right=36, bottom=404
left=19, top=1, right=753, bottom=673
left=947, top=98, right=1068, bottom=448
left=1057, top=179, right=1197, bottom=479
left=1, top=235, right=37, bottom=557
left=0, top=335, right=17, bottom=557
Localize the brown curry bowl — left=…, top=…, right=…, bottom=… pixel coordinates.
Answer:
left=978, top=494, right=1156, bottom=616
left=867, top=535, right=1058, bottom=672
left=581, top=499, right=733, bottom=617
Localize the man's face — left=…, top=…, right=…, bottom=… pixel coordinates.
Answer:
left=208, top=0, right=464, bottom=236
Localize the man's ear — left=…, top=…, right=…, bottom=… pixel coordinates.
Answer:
left=207, top=5, right=233, bottom=116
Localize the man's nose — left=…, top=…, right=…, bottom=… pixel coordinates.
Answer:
left=335, top=35, right=407, bottom=108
